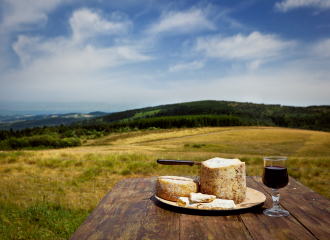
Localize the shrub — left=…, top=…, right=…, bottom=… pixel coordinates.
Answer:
left=124, top=126, right=131, bottom=133
left=8, top=138, right=22, bottom=149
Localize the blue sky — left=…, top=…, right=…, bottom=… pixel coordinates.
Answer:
left=0, top=0, right=329, bottom=112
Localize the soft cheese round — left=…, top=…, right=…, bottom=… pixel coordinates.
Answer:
left=156, top=176, right=199, bottom=201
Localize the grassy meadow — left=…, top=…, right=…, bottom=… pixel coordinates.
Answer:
left=1, top=126, right=330, bottom=239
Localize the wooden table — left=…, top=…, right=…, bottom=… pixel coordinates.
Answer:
left=70, top=176, right=330, bottom=240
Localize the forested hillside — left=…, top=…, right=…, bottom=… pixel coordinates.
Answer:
left=0, top=100, right=329, bottom=150
left=84, top=100, right=330, bottom=132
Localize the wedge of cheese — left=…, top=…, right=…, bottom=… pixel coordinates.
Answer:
left=156, top=176, right=199, bottom=201
left=200, top=158, right=246, bottom=204
left=197, top=199, right=236, bottom=210
left=177, top=197, right=200, bottom=208
left=178, top=197, right=236, bottom=210
left=189, top=192, right=216, bottom=203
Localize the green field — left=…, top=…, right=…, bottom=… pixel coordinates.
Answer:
left=1, top=126, right=330, bottom=239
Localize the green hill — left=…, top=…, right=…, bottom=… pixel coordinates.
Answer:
left=80, top=100, right=330, bottom=132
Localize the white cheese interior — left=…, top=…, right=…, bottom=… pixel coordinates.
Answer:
left=203, top=157, right=241, bottom=168
left=198, top=199, right=236, bottom=210
left=190, top=193, right=216, bottom=203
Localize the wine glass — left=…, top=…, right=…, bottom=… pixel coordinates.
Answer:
left=262, top=156, right=290, bottom=217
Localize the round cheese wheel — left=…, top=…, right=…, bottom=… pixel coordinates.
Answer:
left=200, top=158, right=246, bottom=204
left=155, top=176, right=199, bottom=201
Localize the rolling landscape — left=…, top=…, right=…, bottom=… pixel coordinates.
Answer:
left=1, top=100, right=330, bottom=151
left=1, top=0, right=330, bottom=239
left=1, top=100, right=330, bottom=239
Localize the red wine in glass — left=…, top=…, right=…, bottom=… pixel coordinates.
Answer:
left=262, top=157, right=290, bottom=217
left=262, top=165, right=289, bottom=189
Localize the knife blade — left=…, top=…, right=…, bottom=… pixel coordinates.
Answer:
left=157, top=159, right=201, bottom=166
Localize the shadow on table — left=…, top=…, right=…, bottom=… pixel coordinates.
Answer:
left=151, top=195, right=264, bottom=216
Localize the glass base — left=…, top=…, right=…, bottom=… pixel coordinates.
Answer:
left=263, top=207, right=289, bottom=217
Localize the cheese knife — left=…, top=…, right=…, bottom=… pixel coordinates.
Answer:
left=157, top=159, right=201, bottom=166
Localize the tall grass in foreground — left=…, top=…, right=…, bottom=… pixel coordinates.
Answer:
left=1, top=152, right=329, bottom=208
left=0, top=201, right=91, bottom=240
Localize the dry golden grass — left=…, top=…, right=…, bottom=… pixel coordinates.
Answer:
left=84, top=127, right=242, bottom=146
left=1, top=126, right=329, bottom=209
left=293, top=130, right=330, bottom=157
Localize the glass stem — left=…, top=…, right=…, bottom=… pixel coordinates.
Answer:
left=272, top=189, right=280, bottom=209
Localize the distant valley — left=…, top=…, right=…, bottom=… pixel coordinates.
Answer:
left=0, top=111, right=110, bottom=130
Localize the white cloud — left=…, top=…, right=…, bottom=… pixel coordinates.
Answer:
left=169, top=60, right=205, bottom=73
left=195, top=32, right=295, bottom=61
left=11, top=9, right=149, bottom=69
left=0, top=0, right=69, bottom=31
left=147, top=7, right=215, bottom=35
left=70, top=9, right=132, bottom=42
left=29, top=45, right=151, bottom=74
left=312, top=38, right=330, bottom=58
left=162, top=65, right=330, bottom=107
left=247, top=60, right=262, bottom=70
left=275, top=0, right=330, bottom=12
left=3, top=59, right=330, bottom=107
left=1, top=7, right=152, bottom=105
left=1, top=1, right=330, bottom=108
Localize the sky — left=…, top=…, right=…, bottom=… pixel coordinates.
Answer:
left=0, top=0, right=330, bottom=112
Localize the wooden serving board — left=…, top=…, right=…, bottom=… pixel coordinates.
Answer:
left=155, top=187, right=266, bottom=211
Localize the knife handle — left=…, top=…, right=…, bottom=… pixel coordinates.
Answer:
left=157, top=159, right=195, bottom=166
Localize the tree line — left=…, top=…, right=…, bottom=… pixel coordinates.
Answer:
left=83, top=100, right=330, bottom=132
left=0, top=115, right=241, bottom=150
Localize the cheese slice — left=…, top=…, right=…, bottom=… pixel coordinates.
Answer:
left=190, top=192, right=216, bottom=203
left=177, top=197, right=190, bottom=207
left=177, top=197, right=200, bottom=208
left=197, top=199, right=236, bottom=210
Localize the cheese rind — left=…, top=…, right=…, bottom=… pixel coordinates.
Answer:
left=177, top=197, right=190, bottom=207
left=189, top=192, right=216, bottom=203
left=200, top=158, right=246, bottom=204
left=156, top=176, right=199, bottom=201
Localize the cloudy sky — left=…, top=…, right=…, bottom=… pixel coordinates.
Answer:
left=0, top=0, right=329, bottom=112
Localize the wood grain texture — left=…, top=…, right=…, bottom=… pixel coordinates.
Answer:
left=254, top=176, right=330, bottom=240
left=241, top=177, right=317, bottom=240
left=180, top=214, right=252, bottom=240
left=70, top=176, right=330, bottom=240
left=136, top=196, right=180, bottom=240
left=70, top=177, right=157, bottom=240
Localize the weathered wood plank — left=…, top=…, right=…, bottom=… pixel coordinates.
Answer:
left=240, top=177, right=316, bottom=240
left=180, top=214, right=252, bottom=240
left=71, top=176, right=330, bottom=240
left=70, top=178, right=127, bottom=240
left=70, top=177, right=156, bottom=240
left=135, top=196, right=180, bottom=240
left=253, top=176, right=330, bottom=240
